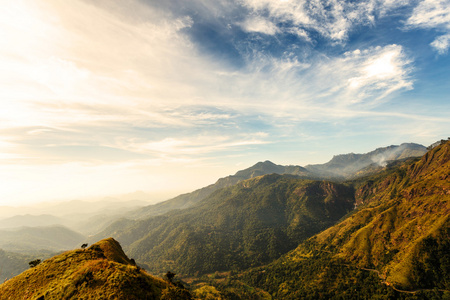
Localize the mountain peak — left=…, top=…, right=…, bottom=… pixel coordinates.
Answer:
left=88, top=237, right=134, bottom=265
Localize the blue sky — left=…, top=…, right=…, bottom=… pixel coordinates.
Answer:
left=0, top=0, right=449, bottom=205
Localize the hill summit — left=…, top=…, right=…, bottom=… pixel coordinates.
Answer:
left=0, top=238, right=191, bottom=300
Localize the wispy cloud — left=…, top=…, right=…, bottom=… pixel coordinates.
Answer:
left=239, top=0, right=409, bottom=42
left=431, top=34, right=450, bottom=54
left=0, top=0, right=448, bottom=204
left=239, top=17, right=280, bottom=35
left=405, top=0, right=450, bottom=54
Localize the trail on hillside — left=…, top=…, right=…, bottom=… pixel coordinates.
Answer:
left=343, top=264, right=450, bottom=295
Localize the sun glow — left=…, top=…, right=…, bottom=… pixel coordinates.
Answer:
left=364, top=51, right=397, bottom=79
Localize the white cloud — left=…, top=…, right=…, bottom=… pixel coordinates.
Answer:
left=0, top=0, right=415, bottom=157
left=240, top=17, right=280, bottom=35
left=345, top=45, right=413, bottom=101
left=128, top=135, right=271, bottom=158
left=406, top=0, right=450, bottom=29
left=239, top=0, right=409, bottom=42
left=1, top=0, right=442, bottom=205
left=431, top=34, right=450, bottom=54
left=245, top=44, right=414, bottom=109
left=406, top=0, right=450, bottom=54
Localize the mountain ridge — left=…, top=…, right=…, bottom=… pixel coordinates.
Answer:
left=129, top=143, right=426, bottom=220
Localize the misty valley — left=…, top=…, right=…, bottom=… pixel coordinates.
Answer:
left=0, top=141, right=449, bottom=299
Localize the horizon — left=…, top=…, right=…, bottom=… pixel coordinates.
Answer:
left=1, top=0, right=449, bottom=206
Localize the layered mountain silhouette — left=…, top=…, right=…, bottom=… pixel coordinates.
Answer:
left=2, top=141, right=443, bottom=299
left=90, top=143, right=429, bottom=279
left=304, top=142, right=427, bottom=178
left=129, top=143, right=426, bottom=220
left=0, top=225, right=85, bottom=252
left=0, top=214, right=63, bottom=229
left=0, top=238, right=191, bottom=300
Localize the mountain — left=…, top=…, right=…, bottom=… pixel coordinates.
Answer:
left=0, top=214, right=63, bottom=229
left=92, top=174, right=355, bottom=276
left=305, top=143, right=427, bottom=179
left=86, top=142, right=428, bottom=280
left=0, top=198, right=151, bottom=220
left=0, top=238, right=191, bottom=300
left=128, top=161, right=312, bottom=220
left=238, top=141, right=450, bottom=298
left=128, top=144, right=425, bottom=221
left=0, top=225, right=85, bottom=252
left=0, top=199, right=153, bottom=237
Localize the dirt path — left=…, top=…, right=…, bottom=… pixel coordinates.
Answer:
left=344, top=264, right=450, bottom=295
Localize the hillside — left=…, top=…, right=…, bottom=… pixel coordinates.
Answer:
left=92, top=174, right=355, bottom=276
left=239, top=141, right=450, bottom=298
left=0, top=238, right=191, bottom=300
left=129, top=143, right=425, bottom=221
left=0, top=249, right=57, bottom=283
left=0, top=225, right=85, bottom=252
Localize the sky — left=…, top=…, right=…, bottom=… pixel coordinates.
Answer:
left=1, top=0, right=449, bottom=206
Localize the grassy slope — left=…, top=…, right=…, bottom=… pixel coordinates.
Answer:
left=0, top=238, right=191, bottom=300
left=314, top=141, right=450, bottom=288
left=239, top=141, right=450, bottom=299
left=98, top=175, right=355, bottom=277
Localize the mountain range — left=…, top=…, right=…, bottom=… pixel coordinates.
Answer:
left=204, top=140, right=450, bottom=298
left=2, top=140, right=448, bottom=299
left=128, top=143, right=426, bottom=220
left=0, top=225, right=85, bottom=252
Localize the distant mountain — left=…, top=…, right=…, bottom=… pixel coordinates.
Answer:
left=92, top=174, right=355, bottom=276
left=0, top=225, right=85, bottom=252
left=128, top=161, right=312, bottom=220
left=39, top=199, right=150, bottom=216
left=0, top=199, right=153, bottom=236
left=239, top=141, right=450, bottom=298
left=305, top=143, right=427, bottom=179
left=0, top=198, right=151, bottom=220
left=0, top=238, right=191, bottom=300
left=0, top=214, right=63, bottom=229
left=128, top=143, right=425, bottom=221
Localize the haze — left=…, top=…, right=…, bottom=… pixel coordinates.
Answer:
left=1, top=0, right=449, bottom=206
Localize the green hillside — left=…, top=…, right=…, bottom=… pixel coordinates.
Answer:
left=0, top=238, right=191, bottom=300
left=238, top=141, right=450, bottom=299
left=94, top=175, right=355, bottom=276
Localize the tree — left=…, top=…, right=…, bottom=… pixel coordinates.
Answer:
left=29, top=259, right=41, bottom=268
left=165, top=271, right=176, bottom=283
left=81, top=243, right=88, bottom=250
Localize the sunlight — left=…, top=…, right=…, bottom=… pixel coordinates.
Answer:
left=364, top=51, right=397, bottom=79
